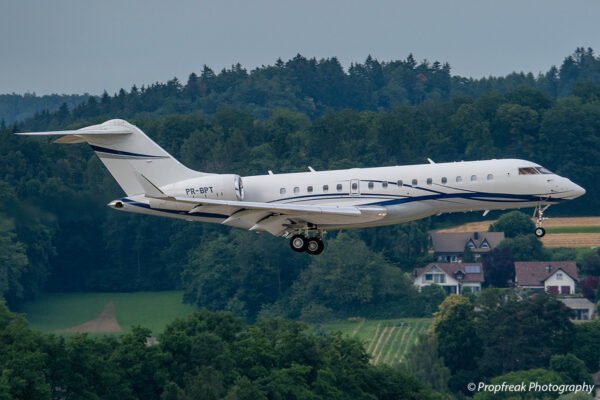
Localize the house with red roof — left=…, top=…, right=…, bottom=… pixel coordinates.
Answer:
left=413, top=263, right=485, bottom=295
left=431, top=232, right=505, bottom=263
left=514, top=261, right=579, bottom=295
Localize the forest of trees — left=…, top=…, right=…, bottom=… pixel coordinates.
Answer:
left=0, top=93, right=89, bottom=125
left=402, top=289, right=600, bottom=399
left=1, top=48, right=600, bottom=316
left=404, top=291, right=600, bottom=399
left=0, top=303, right=448, bottom=399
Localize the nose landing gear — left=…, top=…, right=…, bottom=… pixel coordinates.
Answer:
left=289, top=231, right=325, bottom=255
left=533, top=204, right=550, bottom=238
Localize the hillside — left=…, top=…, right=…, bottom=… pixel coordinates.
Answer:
left=321, top=318, right=431, bottom=366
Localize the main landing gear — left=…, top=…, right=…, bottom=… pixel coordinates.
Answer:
left=289, top=233, right=325, bottom=255
left=533, top=204, right=550, bottom=238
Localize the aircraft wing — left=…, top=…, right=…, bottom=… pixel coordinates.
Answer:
left=156, top=196, right=387, bottom=235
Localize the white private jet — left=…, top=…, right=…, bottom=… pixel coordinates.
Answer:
left=18, top=119, right=585, bottom=255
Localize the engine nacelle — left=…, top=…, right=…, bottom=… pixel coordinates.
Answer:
left=164, top=174, right=244, bottom=201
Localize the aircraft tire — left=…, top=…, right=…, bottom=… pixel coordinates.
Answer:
left=306, top=238, right=325, bottom=255
left=290, top=234, right=308, bottom=252
left=534, top=227, right=546, bottom=237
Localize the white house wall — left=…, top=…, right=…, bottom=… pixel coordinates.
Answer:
left=544, top=270, right=576, bottom=293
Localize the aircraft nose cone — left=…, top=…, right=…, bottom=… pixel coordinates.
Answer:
left=570, top=183, right=586, bottom=199
left=575, top=184, right=586, bottom=197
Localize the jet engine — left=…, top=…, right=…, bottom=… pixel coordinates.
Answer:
left=164, top=174, right=244, bottom=201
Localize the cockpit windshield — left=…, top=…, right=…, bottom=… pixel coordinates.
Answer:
left=518, top=166, right=553, bottom=175
left=535, top=166, right=553, bottom=174
left=518, top=167, right=538, bottom=175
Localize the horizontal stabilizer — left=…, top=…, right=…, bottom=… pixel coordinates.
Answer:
left=15, top=127, right=131, bottom=136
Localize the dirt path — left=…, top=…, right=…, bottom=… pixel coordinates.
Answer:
left=61, top=301, right=122, bottom=333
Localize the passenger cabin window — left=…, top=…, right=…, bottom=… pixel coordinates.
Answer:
left=456, top=176, right=463, bottom=183
left=307, top=186, right=313, bottom=193
left=441, top=177, right=447, bottom=184
left=397, top=180, right=403, bottom=186
left=519, top=167, right=539, bottom=175
left=336, top=184, right=343, bottom=192
left=323, top=185, right=329, bottom=192
left=351, top=182, right=358, bottom=190
left=368, top=182, right=374, bottom=189
left=487, top=174, right=494, bottom=181
left=293, top=186, right=299, bottom=194
left=382, top=181, right=388, bottom=189
left=280, top=188, right=286, bottom=195
left=471, top=175, right=477, bottom=181
left=412, top=179, right=418, bottom=185
left=426, top=178, right=432, bottom=185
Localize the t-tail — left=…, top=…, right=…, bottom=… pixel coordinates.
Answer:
left=16, top=119, right=209, bottom=196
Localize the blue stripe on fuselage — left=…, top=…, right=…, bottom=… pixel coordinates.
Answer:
left=90, top=145, right=166, bottom=159
left=268, top=190, right=566, bottom=206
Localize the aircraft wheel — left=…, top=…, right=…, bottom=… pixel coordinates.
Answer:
left=535, top=227, right=546, bottom=238
left=306, top=238, right=325, bottom=255
left=290, top=234, right=308, bottom=252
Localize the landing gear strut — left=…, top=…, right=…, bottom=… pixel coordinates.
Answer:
left=533, top=204, right=550, bottom=238
left=289, top=230, right=325, bottom=255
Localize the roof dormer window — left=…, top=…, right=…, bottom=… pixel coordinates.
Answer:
left=556, top=272, right=563, bottom=280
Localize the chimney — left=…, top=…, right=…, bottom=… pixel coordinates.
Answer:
left=546, top=265, right=552, bottom=274
left=474, top=232, right=479, bottom=240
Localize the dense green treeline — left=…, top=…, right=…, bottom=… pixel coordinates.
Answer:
left=0, top=303, right=447, bottom=400
left=404, top=291, right=600, bottom=398
left=1, top=48, right=599, bottom=316
left=3, top=47, right=600, bottom=125
left=0, top=93, right=89, bottom=125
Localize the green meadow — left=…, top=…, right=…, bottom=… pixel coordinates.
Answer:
left=20, top=291, right=196, bottom=334
left=545, top=226, right=600, bottom=234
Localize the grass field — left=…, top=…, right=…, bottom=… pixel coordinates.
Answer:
left=437, top=217, right=600, bottom=248
left=21, top=291, right=196, bottom=334
left=320, top=318, right=431, bottom=365
left=545, top=226, right=600, bottom=234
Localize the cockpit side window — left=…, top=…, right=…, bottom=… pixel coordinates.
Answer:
left=518, top=167, right=539, bottom=175
left=535, top=166, right=553, bottom=174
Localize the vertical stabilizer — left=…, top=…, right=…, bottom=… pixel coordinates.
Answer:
left=17, top=119, right=209, bottom=195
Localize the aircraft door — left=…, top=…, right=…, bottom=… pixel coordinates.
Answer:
left=350, top=179, right=360, bottom=196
